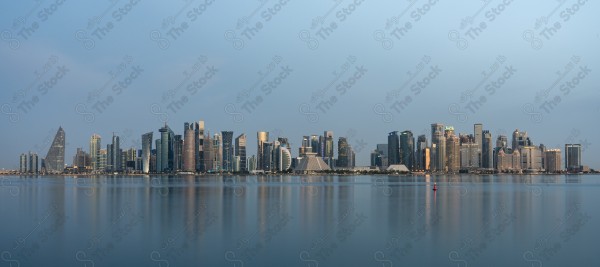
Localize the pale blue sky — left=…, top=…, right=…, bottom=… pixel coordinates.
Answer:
left=1, top=0, right=599, bottom=169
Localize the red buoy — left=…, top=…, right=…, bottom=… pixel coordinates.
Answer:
left=433, top=183, right=437, bottom=191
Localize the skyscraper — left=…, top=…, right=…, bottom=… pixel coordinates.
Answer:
left=20, top=153, right=27, bottom=173
left=90, top=134, right=101, bottom=172
left=400, top=131, right=415, bottom=170
left=203, top=132, right=213, bottom=172
left=545, top=149, right=562, bottom=173
left=482, top=130, right=493, bottom=169
left=159, top=125, right=174, bottom=172
left=44, top=127, right=65, bottom=173
left=222, top=131, right=234, bottom=172
left=474, top=123, right=483, bottom=167
left=155, top=139, right=162, bottom=171
left=142, top=132, right=153, bottom=174
left=446, top=134, right=460, bottom=173
left=183, top=123, right=196, bottom=172
left=520, top=146, right=543, bottom=171
left=416, top=135, right=428, bottom=171
left=195, top=121, right=205, bottom=172
left=235, top=134, right=247, bottom=172
left=173, top=135, right=183, bottom=171
left=310, top=135, right=320, bottom=154
left=212, top=133, right=222, bottom=172
left=337, top=137, right=352, bottom=168
left=107, top=133, right=121, bottom=172
left=257, top=131, right=269, bottom=170
left=324, top=131, right=334, bottom=165
left=431, top=123, right=445, bottom=172
left=512, top=129, right=532, bottom=150
left=459, top=134, right=479, bottom=170
left=387, top=131, right=400, bottom=165
left=29, top=152, right=39, bottom=174
left=565, top=144, right=582, bottom=171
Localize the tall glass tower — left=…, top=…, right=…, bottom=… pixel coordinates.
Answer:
left=90, top=134, right=101, bottom=172
left=387, top=131, right=400, bottom=165
left=142, top=132, right=153, bottom=174
left=183, top=123, right=196, bottom=172
left=257, top=131, right=269, bottom=170
left=44, top=127, right=65, bottom=173
left=222, top=131, right=234, bottom=172
left=235, top=134, right=247, bottom=172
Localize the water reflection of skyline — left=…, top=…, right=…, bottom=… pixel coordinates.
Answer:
left=0, top=174, right=597, bottom=266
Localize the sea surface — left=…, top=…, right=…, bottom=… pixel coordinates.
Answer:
left=0, top=174, right=598, bottom=266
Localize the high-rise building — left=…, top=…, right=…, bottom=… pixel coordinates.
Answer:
left=158, top=125, right=175, bottom=172
left=474, top=123, right=483, bottom=167
left=107, top=133, right=121, bottom=172
left=337, top=137, right=354, bottom=168
left=29, top=152, right=39, bottom=174
left=44, top=127, right=65, bottom=173
left=98, top=149, right=107, bottom=171
left=387, top=131, right=400, bottom=165
left=203, top=132, right=213, bottom=172
left=142, top=132, right=153, bottom=174
left=257, top=131, right=269, bottom=170
left=248, top=155, right=257, bottom=172
left=416, top=135, right=428, bottom=171
left=212, top=133, right=222, bottom=172
left=431, top=123, right=446, bottom=172
left=73, top=148, right=91, bottom=170
left=233, top=156, right=241, bottom=172
left=446, top=134, right=460, bottom=173
left=173, top=135, right=183, bottom=171
left=183, top=123, right=196, bottom=172
left=565, top=144, right=582, bottom=171
left=195, top=121, right=205, bottom=172
left=124, top=147, right=137, bottom=171
left=262, top=142, right=273, bottom=171
left=19, top=153, right=28, bottom=173
left=496, top=135, right=508, bottom=148
left=90, top=134, right=101, bottom=172
left=545, top=149, right=562, bottom=173
left=460, top=134, right=479, bottom=170
left=310, top=135, right=320, bottom=155
left=222, top=131, right=234, bottom=172
left=496, top=149, right=521, bottom=172
left=520, top=146, right=543, bottom=171
left=323, top=131, right=334, bottom=165
left=275, top=144, right=292, bottom=171
left=235, top=134, right=247, bottom=172
left=482, top=130, right=493, bottom=169
left=155, top=139, right=162, bottom=171
left=400, top=131, right=415, bottom=170
left=512, top=129, right=532, bottom=150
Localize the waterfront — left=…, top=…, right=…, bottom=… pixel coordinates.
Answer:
left=0, top=174, right=598, bottom=266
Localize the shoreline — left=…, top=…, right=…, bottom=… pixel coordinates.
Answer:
left=1, top=172, right=598, bottom=177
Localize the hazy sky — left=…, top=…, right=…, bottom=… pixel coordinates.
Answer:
left=1, top=0, right=599, bottom=169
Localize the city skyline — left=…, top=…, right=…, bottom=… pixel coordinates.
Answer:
left=11, top=120, right=594, bottom=173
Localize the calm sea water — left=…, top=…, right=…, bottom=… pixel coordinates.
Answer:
left=0, top=174, right=598, bottom=266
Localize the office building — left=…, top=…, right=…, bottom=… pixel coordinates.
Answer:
left=90, top=134, right=101, bottom=172
left=400, top=130, right=414, bottom=170
left=20, top=153, right=28, bottom=173
left=183, top=123, right=196, bottom=172
left=545, top=149, right=562, bottom=173
left=482, top=130, right=493, bottom=169
left=257, top=131, right=269, bottom=171
left=235, top=134, right=247, bottom=172
left=565, top=144, right=582, bottom=171
left=387, top=131, right=400, bottom=165
left=142, top=132, right=153, bottom=174
left=222, top=131, right=234, bottom=172
left=44, top=127, right=65, bottom=173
